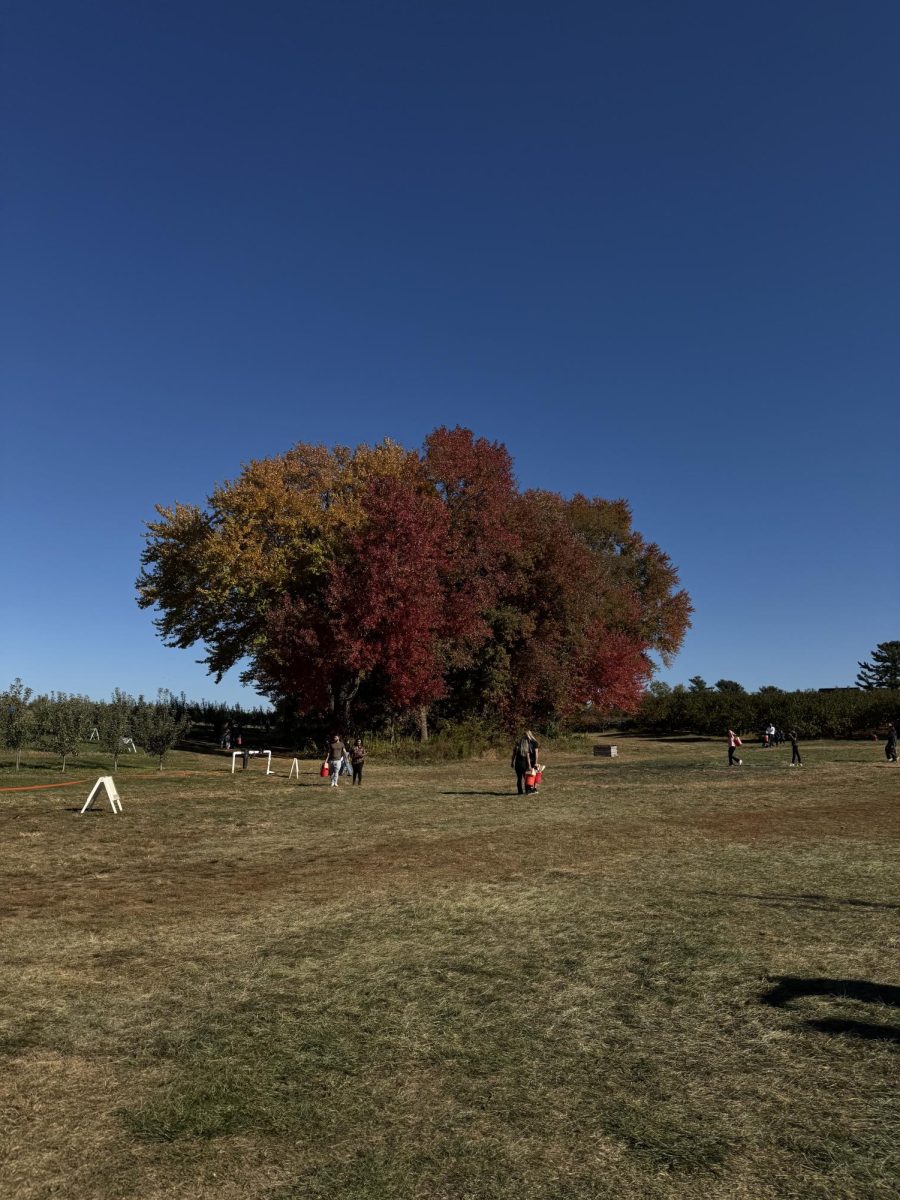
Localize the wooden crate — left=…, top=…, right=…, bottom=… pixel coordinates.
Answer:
left=593, top=744, right=618, bottom=757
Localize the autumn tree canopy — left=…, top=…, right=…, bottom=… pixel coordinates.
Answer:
left=137, top=427, right=691, bottom=731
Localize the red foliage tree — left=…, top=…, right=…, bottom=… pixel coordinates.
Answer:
left=423, top=426, right=522, bottom=663
left=257, top=474, right=449, bottom=730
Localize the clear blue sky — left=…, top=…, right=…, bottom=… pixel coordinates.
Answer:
left=2, top=1, right=898, bottom=706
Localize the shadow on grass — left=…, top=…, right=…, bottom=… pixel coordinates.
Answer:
left=440, top=790, right=518, bottom=797
left=700, top=891, right=900, bottom=912
left=761, top=975, right=900, bottom=1044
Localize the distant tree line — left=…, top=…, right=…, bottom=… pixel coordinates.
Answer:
left=0, top=682, right=195, bottom=772
left=629, top=678, right=899, bottom=740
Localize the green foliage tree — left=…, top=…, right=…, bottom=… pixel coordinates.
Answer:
left=687, top=676, right=709, bottom=693
left=715, top=679, right=746, bottom=693
left=1, top=678, right=34, bottom=770
left=42, top=694, right=92, bottom=772
left=135, top=692, right=190, bottom=771
left=97, top=689, right=136, bottom=772
left=856, top=641, right=900, bottom=690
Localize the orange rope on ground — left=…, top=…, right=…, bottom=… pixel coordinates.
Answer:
left=0, top=779, right=90, bottom=793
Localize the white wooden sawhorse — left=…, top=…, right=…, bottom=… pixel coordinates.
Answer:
left=80, top=776, right=122, bottom=814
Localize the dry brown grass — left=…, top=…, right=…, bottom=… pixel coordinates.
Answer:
left=1, top=736, right=898, bottom=1199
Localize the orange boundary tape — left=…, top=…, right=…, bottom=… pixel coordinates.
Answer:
left=0, top=766, right=301, bottom=794
left=0, top=778, right=90, bottom=793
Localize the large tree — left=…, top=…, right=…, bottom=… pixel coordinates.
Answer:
left=856, top=641, right=900, bottom=690
left=137, top=428, right=691, bottom=730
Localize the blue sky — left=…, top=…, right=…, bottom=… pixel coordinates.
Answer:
left=2, top=1, right=898, bottom=706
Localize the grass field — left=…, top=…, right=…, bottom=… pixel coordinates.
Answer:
left=1, top=737, right=898, bottom=1200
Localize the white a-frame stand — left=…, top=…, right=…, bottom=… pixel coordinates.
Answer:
left=81, top=776, right=123, bottom=814
left=289, top=758, right=300, bottom=780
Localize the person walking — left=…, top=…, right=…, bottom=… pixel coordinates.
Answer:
left=350, top=737, right=367, bottom=785
left=326, top=733, right=346, bottom=788
left=788, top=729, right=802, bottom=766
left=511, top=730, right=538, bottom=794
left=886, top=723, right=898, bottom=763
left=727, top=729, right=743, bottom=767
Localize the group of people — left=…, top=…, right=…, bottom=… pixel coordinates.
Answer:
left=728, top=727, right=802, bottom=765
left=729, top=722, right=899, bottom=766
left=323, top=734, right=367, bottom=787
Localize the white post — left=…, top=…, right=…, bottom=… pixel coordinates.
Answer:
left=88, top=727, right=99, bottom=741
left=289, top=758, right=300, bottom=780
left=264, top=750, right=273, bottom=775
left=231, top=751, right=241, bottom=774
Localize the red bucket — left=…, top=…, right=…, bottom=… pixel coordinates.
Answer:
left=320, top=763, right=330, bottom=778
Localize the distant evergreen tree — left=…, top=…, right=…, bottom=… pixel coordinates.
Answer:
left=856, top=641, right=900, bottom=690
left=687, top=676, right=709, bottom=693
left=715, top=679, right=746, bottom=694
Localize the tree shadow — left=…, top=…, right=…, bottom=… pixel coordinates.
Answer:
left=698, top=890, right=900, bottom=912
left=761, top=975, right=900, bottom=1044
left=440, top=790, right=525, bottom=797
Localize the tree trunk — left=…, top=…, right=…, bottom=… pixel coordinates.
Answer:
left=16, top=749, right=21, bottom=770
left=61, top=754, right=67, bottom=773
left=113, top=752, right=119, bottom=772
left=418, top=705, right=429, bottom=742
left=158, top=756, right=163, bottom=772
left=332, top=673, right=361, bottom=734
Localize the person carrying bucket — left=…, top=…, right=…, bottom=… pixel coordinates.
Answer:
left=511, top=730, right=539, bottom=794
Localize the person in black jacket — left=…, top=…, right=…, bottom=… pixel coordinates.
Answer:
left=886, top=723, right=898, bottom=763
left=511, top=731, right=538, bottom=794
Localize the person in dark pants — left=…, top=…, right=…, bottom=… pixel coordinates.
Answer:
left=511, top=731, right=538, bottom=794
left=788, top=729, right=802, bottom=766
left=350, top=737, right=366, bottom=784
left=886, top=723, right=898, bottom=763
left=727, top=729, right=743, bottom=767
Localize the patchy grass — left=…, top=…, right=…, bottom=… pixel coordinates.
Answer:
left=1, top=736, right=898, bottom=1199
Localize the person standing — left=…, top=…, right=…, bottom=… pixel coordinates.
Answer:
left=511, top=730, right=538, bottom=794
left=727, top=729, right=743, bottom=767
left=886, top=723, right=898, bottom=763
left=350, top=737, right=367, bottom=785
left=327, top=733, right=346, bottom=788
left=788, top=729, right=802, bottom=766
